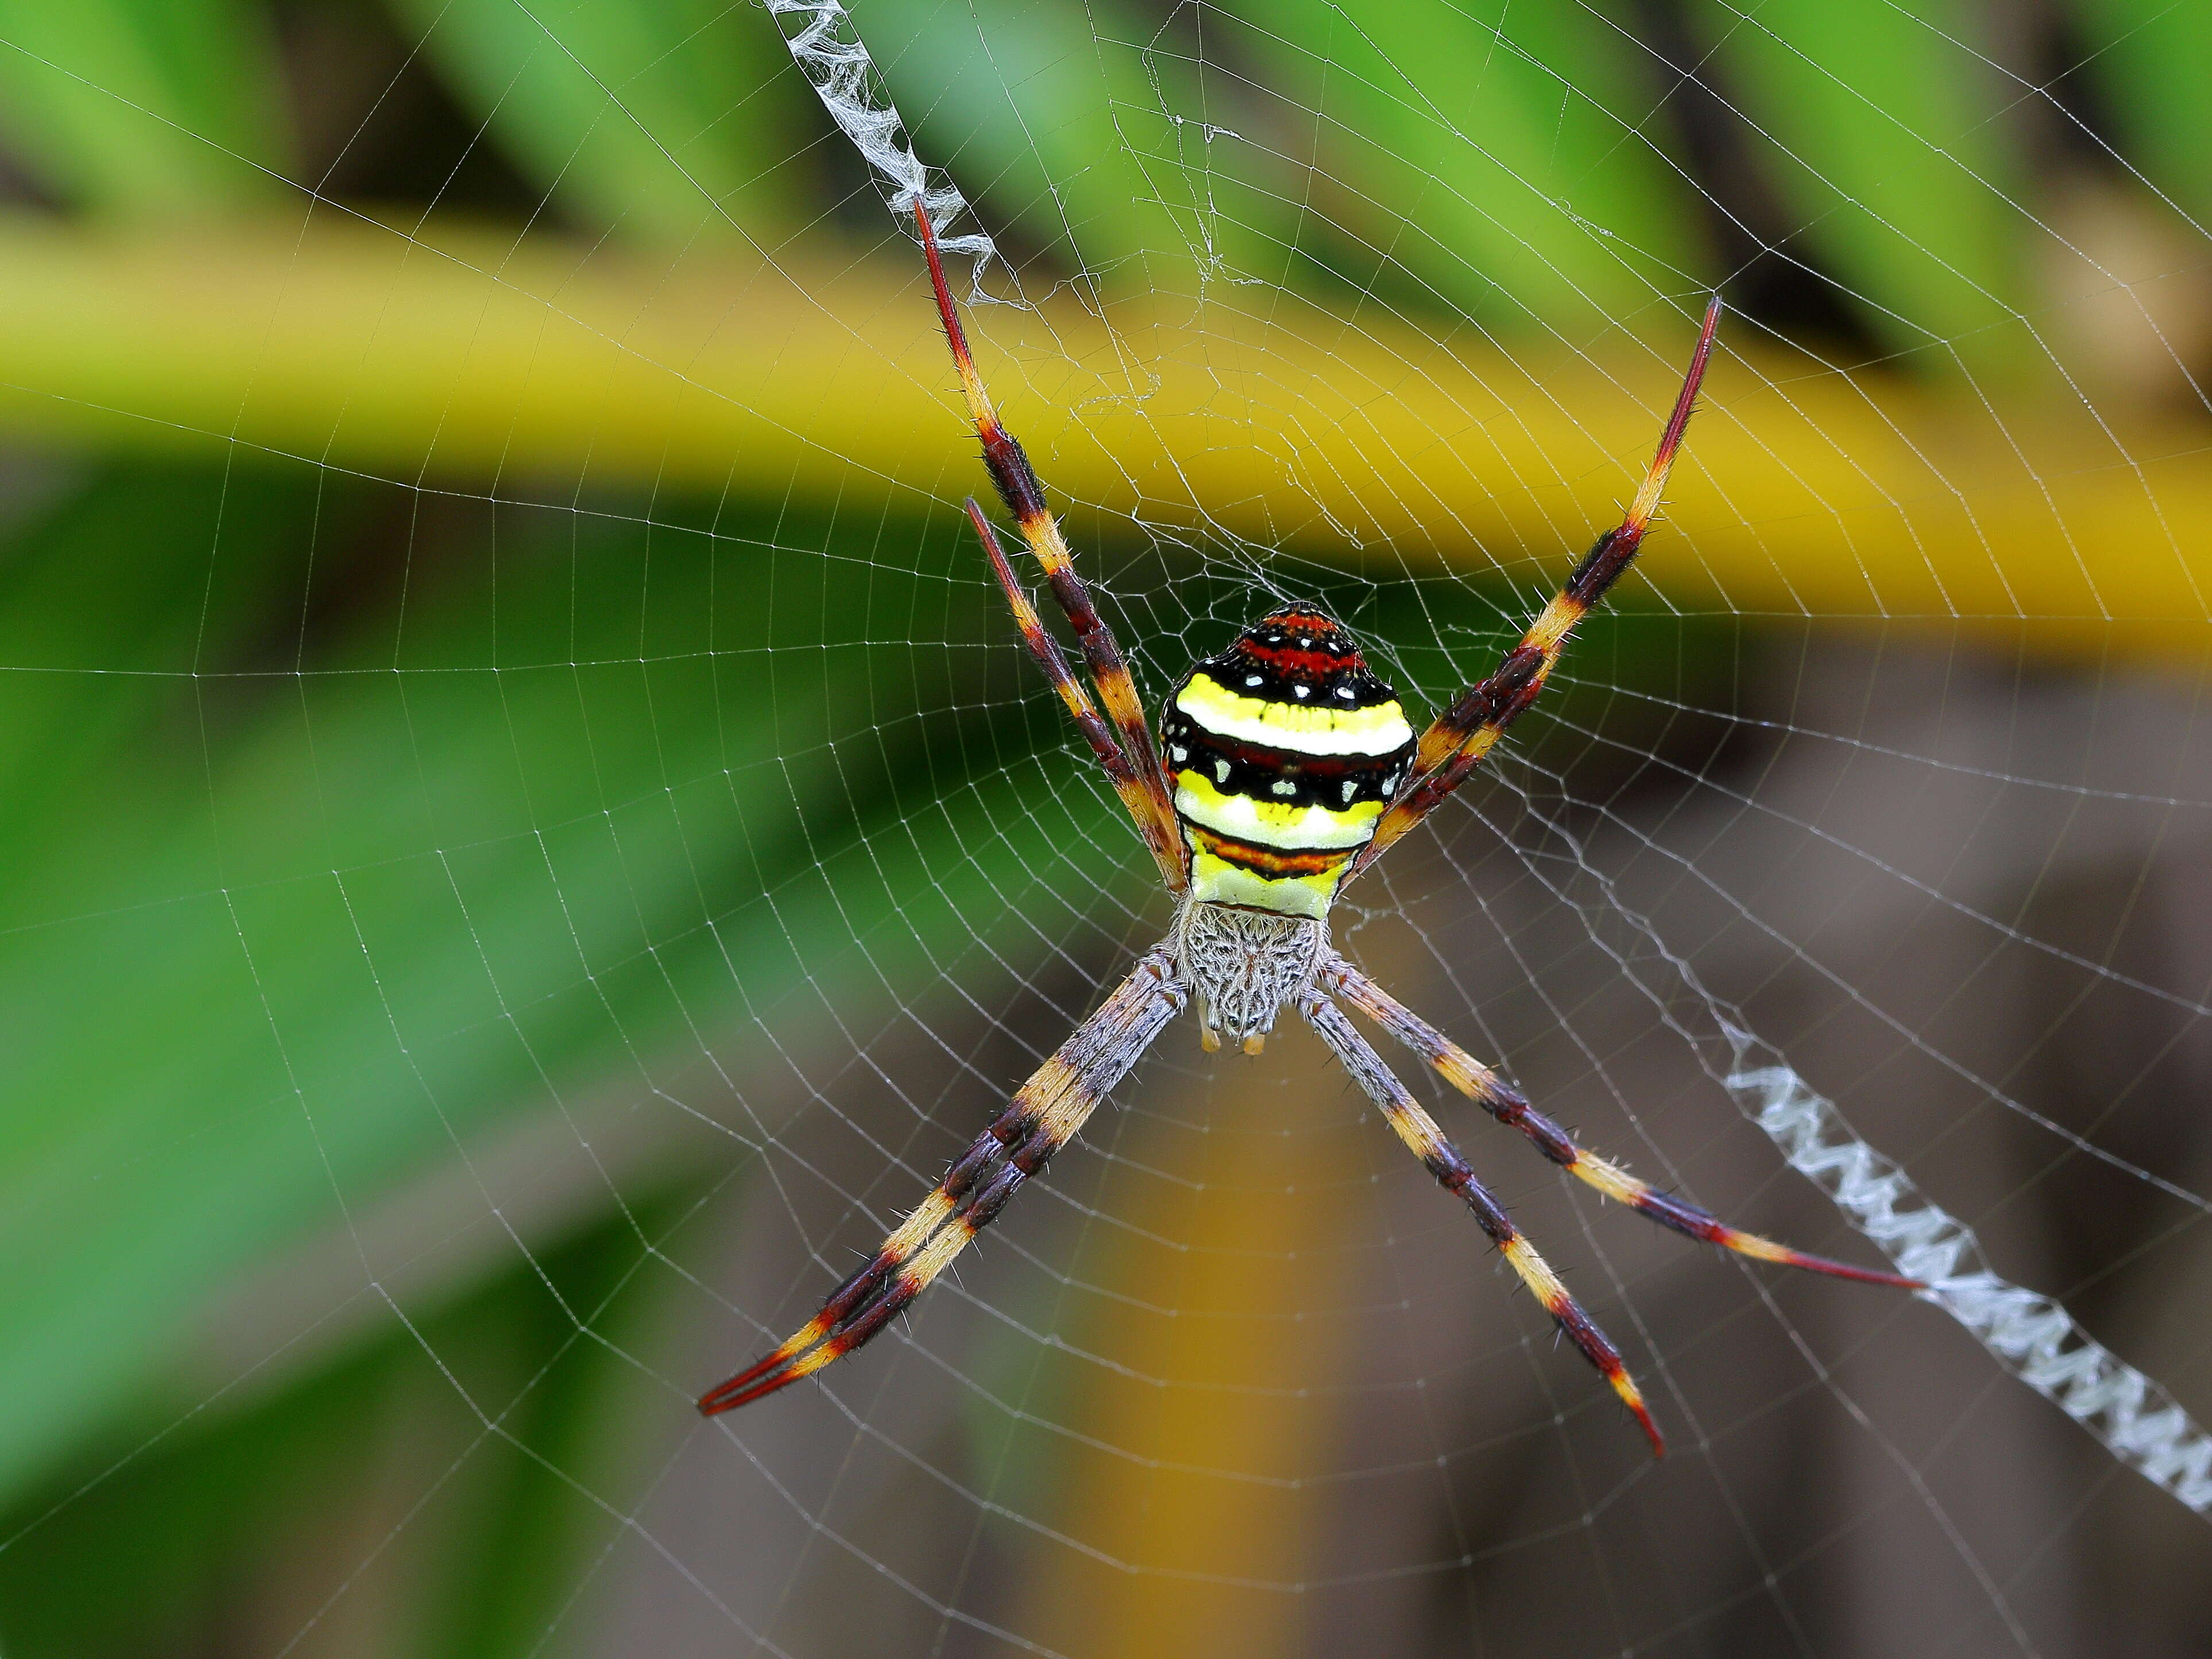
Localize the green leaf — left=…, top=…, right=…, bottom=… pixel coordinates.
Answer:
left=2060, top=0, right=2212, bottom=221
left=1206, top=0, right=1708, bottom=328
left=384, top=0, right=814, bottom=241
left=0, top=0, right=291, bottom=210
left=0, top=1202, right=688, bottom=1659
left=1690, top=0, right=2024, bottom=365
left=0, top=469, right=1141, bottom=1508
left=862, top=0, right=1301, bottom=292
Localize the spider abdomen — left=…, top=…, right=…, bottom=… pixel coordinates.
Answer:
left=1160, top=606, right=1414, bottom=919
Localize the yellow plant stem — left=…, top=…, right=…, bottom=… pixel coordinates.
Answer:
left=0, top=210, right=2205, bottom=662
left=1008, top=1063, right=1364, bottom=1654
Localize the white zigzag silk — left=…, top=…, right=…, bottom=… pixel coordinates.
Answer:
left=1726, top=1057, right=2212, bottom=1515
left=763, top=0, right=997, bottom=277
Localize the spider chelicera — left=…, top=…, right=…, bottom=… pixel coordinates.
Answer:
left=699, top=201, right=1920, bottom=1455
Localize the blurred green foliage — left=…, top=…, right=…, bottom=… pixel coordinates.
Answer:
left=0, top=2, right=2197, bottom=1654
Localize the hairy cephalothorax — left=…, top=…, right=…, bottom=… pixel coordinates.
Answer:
left=695, top=201, right=1921, bottom=1455
left=1171, top=902, right=1327, bottom=1053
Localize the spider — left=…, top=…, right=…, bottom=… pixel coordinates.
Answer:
left=699, top=202, right=1920, bottom=1455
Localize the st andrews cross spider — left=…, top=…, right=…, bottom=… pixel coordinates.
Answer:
left=699, top=202, right=1920, bottom=1455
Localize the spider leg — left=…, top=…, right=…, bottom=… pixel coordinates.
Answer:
left=700, top=952, right=1185, bottom=1414
left=914, top=203, right=1185, bottom=892
left=967, top=499, right=1188, bottom=890
left=1302, top=991, right=1666, bottom=1458
left=1347, top=296, right=1723, bottom=881
left=1320, top=957, right=1923, bottom=1290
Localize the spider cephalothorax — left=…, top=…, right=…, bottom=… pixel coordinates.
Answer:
left=697, top=203, right=1921, bottom=1454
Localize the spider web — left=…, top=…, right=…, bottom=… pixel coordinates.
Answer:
left=0, top=1, right=2209, bottom=1655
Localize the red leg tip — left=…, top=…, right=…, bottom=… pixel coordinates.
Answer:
left=1765, top=1244, right=1925, bottom=1291
left=698, top=1364, right=800, bottom=1417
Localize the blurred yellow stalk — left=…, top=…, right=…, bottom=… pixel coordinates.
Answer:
left=0, top=208, right=2203, bottom=664
left=1010, top=1072, right=1368, bottom=1654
